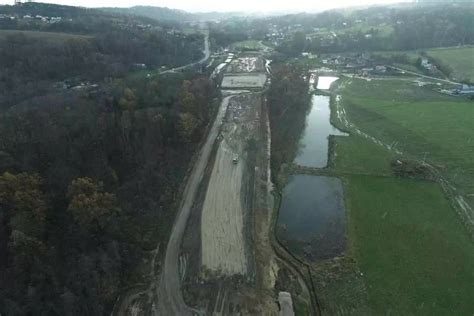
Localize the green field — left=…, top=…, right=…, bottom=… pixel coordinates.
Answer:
left=427, top=46, right=474, bottom=83
left=372, top=49, right=419, bottom=59
left=346, top=175, right=474, bottom=315
left=371, top=46, right=474, bottom=83
left=307, top=23, right=393, bottom=39
left=230, top=39, right=263, bottom=50
left=339, top=78, right=474, bottom=194
left=321, top=77, right=474, bottom=315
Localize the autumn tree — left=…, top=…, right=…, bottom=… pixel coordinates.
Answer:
left=118, top=88, right=138, bottom=111
left=178, top=80, right=197, bottom=115
left=178, top=112, right=200, bottom=143
left=0, top=172, right=47, bottom=238
left=67, top=177, right=121, bottom=231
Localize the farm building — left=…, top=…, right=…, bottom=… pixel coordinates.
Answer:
left=454, top=84, right=474, bottom=95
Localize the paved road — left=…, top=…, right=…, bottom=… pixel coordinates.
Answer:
left=160, top=32, right=210, bottom=75
left=155, top=96, right=233, bottom=316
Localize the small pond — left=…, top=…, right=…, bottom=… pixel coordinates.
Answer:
left=316, top=76, right=339, bottom=90
left=277, top=175, right=347, bottom=261
left=294, top=95, right=348, bottom=168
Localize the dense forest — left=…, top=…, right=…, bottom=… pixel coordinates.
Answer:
left=0, top=3, right=216, bottom=315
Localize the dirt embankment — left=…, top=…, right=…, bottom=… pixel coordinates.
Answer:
left=201, top=139, right=247, bottom=275
left=201, top=94, right=260, bottom=277
left=179, top=54, right=280, bottom=315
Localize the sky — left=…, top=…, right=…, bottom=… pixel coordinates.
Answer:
left=1, top=0, right=411, bottom=12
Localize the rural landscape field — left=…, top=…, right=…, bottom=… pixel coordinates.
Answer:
left=0, top=0, right=473, bottom=315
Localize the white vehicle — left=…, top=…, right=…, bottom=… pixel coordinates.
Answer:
left=232, top=155, right=239, bottom=164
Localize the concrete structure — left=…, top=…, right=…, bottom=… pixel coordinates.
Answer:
left=221, top=73, right=267, bottom=89
left=278, top=292, right=295, bottom=316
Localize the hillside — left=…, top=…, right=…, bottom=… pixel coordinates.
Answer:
left=101, top=6, right=194, bottom=21
left=0, top=3, right=214, bottom=315
left=101, top=5, right=246, bottom=22
left=0, top=3, right=205, bottom=108
left=260, top=3, right=474, bottom=54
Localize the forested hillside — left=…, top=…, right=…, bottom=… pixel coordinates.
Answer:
left=271, top=4, right=474, bottom=54
left=0, top=3, right=215, bottom=315
left=101, top=6, right=245, bottom=22
left=0, top=3, right=204, bottom=108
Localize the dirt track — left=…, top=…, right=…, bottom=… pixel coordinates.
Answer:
left=155, top=96, right=232, bottom=316
left=155, top=52, right=278, bottom=315
left=201, top=139, right=247, bottom=275
left=201, top=94, right=259, bottom=277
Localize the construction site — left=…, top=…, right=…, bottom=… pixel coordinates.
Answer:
left=179, top=53, right=281, bottom=314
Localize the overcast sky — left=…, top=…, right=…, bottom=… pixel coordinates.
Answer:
left=1, top=0, right=411, bottom=12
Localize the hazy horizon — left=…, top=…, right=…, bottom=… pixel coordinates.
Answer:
left=0, top=0, right=412, bottom=13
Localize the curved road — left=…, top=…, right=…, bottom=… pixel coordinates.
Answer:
left=160, top=32, right=210, bottom=75
left=155, top=96, right=232, bottom=316
left=112, top=29, right=211, bottom=316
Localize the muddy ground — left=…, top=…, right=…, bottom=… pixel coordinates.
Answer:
left=221, top=73, right=267, bottom=89
left=221, top=55, right=267, bottom=90
left=200, top=94, right=259, bottom=277
left=226, top=53, right=266, bottom=73
left=180, top=54, right=279, bottom=314
left=167, top=50, right=288, bottom=315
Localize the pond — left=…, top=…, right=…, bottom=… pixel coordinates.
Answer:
left=277, top=175, right=346, bottom=261
left=294, top=95, right=348, bottom=168
left=317, top=76, right=339, bottom=90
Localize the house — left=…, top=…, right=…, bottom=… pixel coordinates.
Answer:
left=345, top=63, right=357, bottom=69
left=454, top=84, right=474, bottom=95
left=421, top=57, right=434, bottom=70
left=375, top=65, right=387, bottom=73
left=361, top=67, right=374, bottom=76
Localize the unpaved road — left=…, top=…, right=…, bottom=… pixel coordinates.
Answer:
left=388, top=65, right=459, bottom=85
left=155, top=96, right=232, bottom=316
left=160, top=31, right=210, bottom=75
left=200, top=94, right=259, bottom=277
left=201, top=139, right=247, bottom=275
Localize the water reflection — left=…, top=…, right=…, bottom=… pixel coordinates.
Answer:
left=317, top=76, right=339, bottom=90
left=294, top=95, right=348, bottom=168
left=277, top=175, right=346, bottom=261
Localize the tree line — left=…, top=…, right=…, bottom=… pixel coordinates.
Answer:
left=267, top=63, right=311, bottom=187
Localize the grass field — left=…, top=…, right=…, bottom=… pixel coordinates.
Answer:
left=346, top=175, right=474, bottom=315
left=307, top=23, right=393, bottom=39
left=371, top=46, right=474, bottom=83
left=339, top=78, right=474, bottom=194
left=321, top=77, right=474, bottom=315
left=426, top=46, right=474, bottom=83
left=230, top=39, right=263, bottom=50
